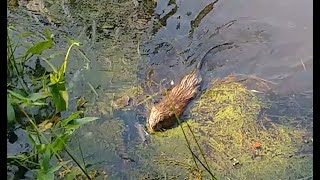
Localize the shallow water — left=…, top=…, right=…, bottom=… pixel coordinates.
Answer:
left=7, top=0, right=312, bottom=179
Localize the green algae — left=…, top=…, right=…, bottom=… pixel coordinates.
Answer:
left=129, top=77, right=312, bottom=179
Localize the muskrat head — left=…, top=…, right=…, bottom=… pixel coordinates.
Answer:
left=148, top=106, right=164, bottom=131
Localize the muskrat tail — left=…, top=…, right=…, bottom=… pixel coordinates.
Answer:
left=196, top=56, right=204, bottom=71
left=195, top=42, right=235, bottom=71
left=193, top=53, right=205, bottom=83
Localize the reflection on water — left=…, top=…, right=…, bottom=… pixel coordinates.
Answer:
left=8, top=0, right=312, bottom=178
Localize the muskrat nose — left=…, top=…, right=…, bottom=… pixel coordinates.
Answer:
left=149, top=122, right=159, bottom=132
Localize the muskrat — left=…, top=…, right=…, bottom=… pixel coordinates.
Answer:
left=147, top=42, right=233, bottom=131
left=148, top=68, right=202, bottom=131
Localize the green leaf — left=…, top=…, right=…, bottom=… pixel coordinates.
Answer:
left=49, top=74, right=58, bottom=85
left=31, top=102, right=47, bottom=106
left=73, top=117, right=99, bottom=125
left=60, top=90, right=68, bottom=109
left=63, top=117, right=98, bottom=134
left=7, top=96, right=16, bottom=124
left=37, top=163, right=61, bottom=180
left=36, top=148, right=62, bottom=180
left=8, top=90, right=48, bottom=107
left=27, top=40, right=53, bottom=55
left=44, top=27, right=53, bottom=40
left=49, top=82, right=68, bottom=112
left=8, top=90, right=29, bottom=102
left=28, top=92, right=50, bottom=101
left=37, top=170, right=53, bottom=180
left=9, top=98, right=23, bottom=105
left=7, top=154, right=28, bottom=161
left=47, top=164, right=62, bottom=174
left=58, top=62, right=67, bottom=79
left=61, top=111, right=81, bottom=126
left=51, top=134, right=69, bottom=153
left=40, top=148, right=51, bottom=172
left=64, top=124, right=80, bottom=133
left=27, top=133, right=40, bottom=146
left=36, top=144, right=48, bottom=154
left=66, top=171, right=79, bottom=180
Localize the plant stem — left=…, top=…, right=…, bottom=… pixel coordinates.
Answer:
left=186, top=122, right=213, bottom=178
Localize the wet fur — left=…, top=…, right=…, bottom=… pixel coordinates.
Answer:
left=148, top=70, right=202, bottom=131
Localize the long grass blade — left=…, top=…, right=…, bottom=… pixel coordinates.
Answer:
left=186, top=145, right=217, bottom=180
left=174, top=113, right=200, bottom=171
left=186, top=122, right=212, bottom=174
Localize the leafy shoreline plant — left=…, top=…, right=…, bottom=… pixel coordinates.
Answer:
left=7, top=27, right=99, bottom=180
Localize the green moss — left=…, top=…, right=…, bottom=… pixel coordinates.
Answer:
left=127, top=121, right=202, bottom=179
left=233, top=156, right=313, bottom=179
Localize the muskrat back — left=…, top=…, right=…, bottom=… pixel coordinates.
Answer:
left=146, top=43, right=235, bottom=131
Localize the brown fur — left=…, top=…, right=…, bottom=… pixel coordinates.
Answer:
left=148, top=70, right=202, bottom=131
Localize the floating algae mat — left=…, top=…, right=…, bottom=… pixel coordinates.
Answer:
left=132, top=77, right=312, bottom=179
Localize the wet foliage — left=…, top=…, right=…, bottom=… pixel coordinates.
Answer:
left=7, top=27, right=99, bottom=179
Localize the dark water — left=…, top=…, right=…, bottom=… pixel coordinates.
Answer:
left=7, top=0, right=312, bottom=179
left=139, top=0, right=312, bottom=96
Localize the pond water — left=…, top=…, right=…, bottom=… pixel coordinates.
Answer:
left=7, top=0, right=312, bottom=179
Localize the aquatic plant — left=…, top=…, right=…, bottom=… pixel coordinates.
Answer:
left=7, top=27, right=99, bottom=179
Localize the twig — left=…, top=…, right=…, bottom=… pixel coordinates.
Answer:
left=77, top=138, right=87, bottom=173
left=76, top=48, right=91, bottom=62
left=136, top=92, right=160, bottom=106
left=300, top=58, right=306, bottom=71
left=77, top=25, right=88, bottom=40
left=87, top=82, right=99, bottom=97
left=234, top=73, right=277, bottom=85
